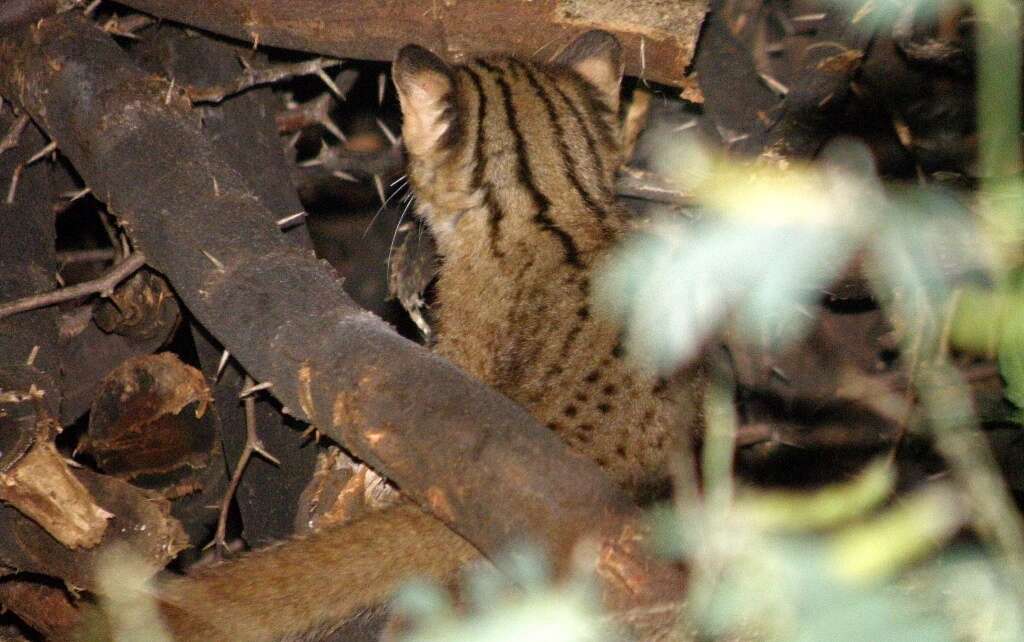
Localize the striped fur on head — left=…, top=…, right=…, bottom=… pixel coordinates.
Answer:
left=392, top=31, right=625, bottom=259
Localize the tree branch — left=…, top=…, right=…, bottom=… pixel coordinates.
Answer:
left=115, top=0, right=706, bottom=87
left=0, top=253, right=146, bottom=321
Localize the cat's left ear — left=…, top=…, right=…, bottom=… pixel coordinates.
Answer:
left=393, top=45, right=460, bottom=156
left=552, top=30, right=624, bottom=113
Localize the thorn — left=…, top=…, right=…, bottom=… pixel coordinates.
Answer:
left=640, top=36, right=646, bottom=71
left=332, top=170, right=358, bottom=182
left=252, top=440, right=281, bottom=466
left=64, top=457, right=84, bottom=469
left=201, top=250, right=225, bottom=271
left=60, top=187, right=92, bottom=202
left=321, top=115, right=347, bottom=144
left=83, top=0, right=102, bottom=15
left=375, top=118, right=399, bottom=147
left=251, top=31, right=260, bottom=50
left=672, top=120, right=698, bottom=132
left=378, top=72, right=386, bottom=105
left=26, top=140, right=57, bottom=165
left=316, top=67, right=345, bottom=101
left=373, top=174, right=386, bottom=207
left=25, top=345, right=38, bottom=367
left=300, top=424, right=321, bottom=443
left=0, top=113, right=30, bottom=157
left=165, top=77, right=175, bottom=105
left=212, top=175, right=220, bottom=197
left=770, top=366, right=791, bottom=384
left=215, top=349, right=230, bottom=382
left=239, top=380, right=273, bottom=398
left=276, top=210, right=307, bottom=229
left=758, top=72, right=789, bottom=97
left=54, top=271, right=65, bottom=287
left=5, top=164, right=23, bottom=204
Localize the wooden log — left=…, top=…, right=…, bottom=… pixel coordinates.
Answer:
left=115, top=0, right=707, bottom=87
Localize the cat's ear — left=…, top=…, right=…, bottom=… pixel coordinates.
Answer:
left=393, top=45, right=460, bottom=156
left=552, top=30, right=623, bottom=113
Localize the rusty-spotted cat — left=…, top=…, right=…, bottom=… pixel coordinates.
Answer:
left=88, top=31, right=703, bottom=642
left=396, top=30, right=702, bottom=494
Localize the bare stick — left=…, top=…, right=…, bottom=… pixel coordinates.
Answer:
left=186, top=57, right=342, bottom=104
left=276, top=70, right=359, bottom=134
left=0, top=252, right=146, bottom=320
left=5, top=162, right=23, bottom=204
left=100, top=13, right=154, bottom=39
left=615, top=166, right=695, bottom=207
left=55, top=248, right=118, bottom=264
left=214, top=375, right=280, bottom=557
left=296, top=138, right=404, bottom=179
left=0, top=113, right=29, bottom=156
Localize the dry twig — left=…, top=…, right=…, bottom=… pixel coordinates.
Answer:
left=0, top=113, right=29, bottom=156
left=616, top=166, right=695, bottom=207
left=214, top=375, right=280, bottom=557
left=0, top=252, right=146, bottom=320
left=186, top=57, right=343, bottom=104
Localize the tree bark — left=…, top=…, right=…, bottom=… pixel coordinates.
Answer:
left=115, top=0, right=706, bottom=87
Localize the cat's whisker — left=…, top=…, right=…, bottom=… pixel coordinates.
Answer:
left=387, top=191, right=417, bottom=279
left=363, top=180, right=409, bottom=237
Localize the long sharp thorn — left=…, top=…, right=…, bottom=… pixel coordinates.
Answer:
left=373, top=174, right=386, bottom=207
left=215, top=349, right=230, bottom=381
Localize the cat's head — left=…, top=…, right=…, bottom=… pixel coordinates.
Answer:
left=392, top=31, right=624, bottom=249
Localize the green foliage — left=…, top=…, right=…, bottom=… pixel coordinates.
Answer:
left=394, top=548, right=613, bottom=642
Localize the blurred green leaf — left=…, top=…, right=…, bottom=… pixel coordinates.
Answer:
left=829, top=484, right=965, bottom=583
left=735, top=459, right=895, bottom=533
left=395, top=548, right=611, bottom=642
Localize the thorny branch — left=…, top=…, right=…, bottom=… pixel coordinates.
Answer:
left=0, top=253, right=146, bottom=320
left=186, top=57, right=344, bottom=104
left=0, top=112, right=29, bottom=155
left=616, top=166, right=694, bottom=207
left=115, top=0, right=706, bottom=87
left=214, top=375, right=280, bottom=557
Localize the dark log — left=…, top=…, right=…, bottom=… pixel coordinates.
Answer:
left=0, top=0, right=56, bottom=28
left=0, top=13, right=679, bottom=614
left=114, top=0, right=706, bottom=87
left=0, top=577, right=80, bottom=639
left=130, top=22, right=321, bottom=546
left=0, top=111, right=66, bottom=412
left=695, top=0, right=880, bottom=159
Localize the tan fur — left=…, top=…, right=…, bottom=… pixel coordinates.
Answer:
left=155, top=504, right=476, bottom=642
left=398, top=40, right=703, bottom=493
left=88, top=32, right=704, bottom=642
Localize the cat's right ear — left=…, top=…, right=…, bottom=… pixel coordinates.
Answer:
left=393, top=45, right=460, bottom=157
